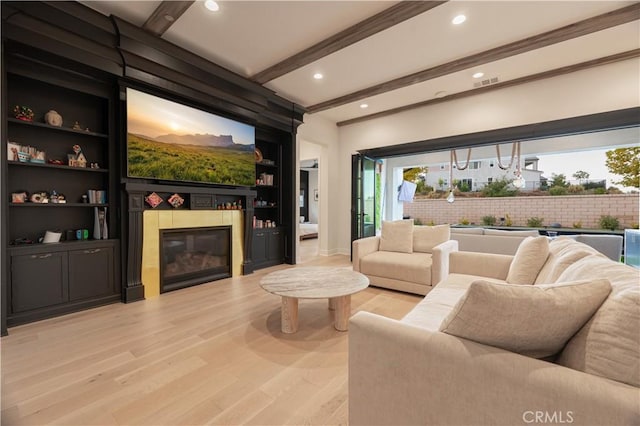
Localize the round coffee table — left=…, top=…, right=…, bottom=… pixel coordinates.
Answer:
left=259, top=267, right=369, bottom=333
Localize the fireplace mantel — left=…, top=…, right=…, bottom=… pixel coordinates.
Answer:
left=123, top=182, right=256, bottom=302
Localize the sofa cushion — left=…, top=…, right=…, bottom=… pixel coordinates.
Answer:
left=506, top=236, right=549, bottom=284
left=360, top=251, right=432, bottom=286
left=379, top=219, right=414, bottom=253
left=556, top=255, right=640, bottom=387
left=413, top=224, right=450, bottom=253
left=402, top=273, right=505, bottom=330
left=439, top=279, right=612, bottom=358
left=535, top=238, right=600, bottom=284
left=484, top=229, right=540, bottom=237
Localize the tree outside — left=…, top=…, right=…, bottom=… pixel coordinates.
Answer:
left=606, top=147, right=640, bottom=189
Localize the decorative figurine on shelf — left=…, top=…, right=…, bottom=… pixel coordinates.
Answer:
left=67, top=144, right=87, bottom=168
left=167, top=193, right=184, bottom=208
left=30, top=191, right=49, bottom=203
left=44, top=110, right=63, bottom=127
left=72, top=121, right=82, bottom=130
left=13, top=105, right=34, bottom=121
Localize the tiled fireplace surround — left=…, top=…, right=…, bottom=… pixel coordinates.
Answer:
left=124, top=183, right=255, bottom=302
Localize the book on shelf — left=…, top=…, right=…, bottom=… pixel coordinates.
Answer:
left=87, top=189, right=107, bottom=204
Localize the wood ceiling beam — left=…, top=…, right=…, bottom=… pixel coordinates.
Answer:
left=337, top=49, right=640, bottom=127
left=310, top=3, right=640, bottom=114
left=142, top=1, right=195, bottom=36
left=251, top=1, right=447, bottom=84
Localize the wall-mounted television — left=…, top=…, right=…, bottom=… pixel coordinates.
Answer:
left=126, top=87, right=255, bottom=186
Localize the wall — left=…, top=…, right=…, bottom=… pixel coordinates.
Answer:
left=307, top=169, right=319, bottom=223
left=403, top=193, right=639, bottom=229
left=331, top=59, right=640, bottom=254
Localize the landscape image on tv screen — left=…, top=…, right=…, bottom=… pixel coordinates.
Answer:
left=126, top=88, right=255, bottom=186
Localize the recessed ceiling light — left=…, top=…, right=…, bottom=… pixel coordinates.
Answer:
left=163, top=14, right=175, bottom=22
left=434, top=91, right=447, bottom=98
left=313, top=73, right=323, bottom=80
left=473, top=72, right=484, bottom=79
left=360, top=103, right=368, bottom=109
left=452, top=14, right=466, bottom=25
left=205, top=0, right=219, bottom=12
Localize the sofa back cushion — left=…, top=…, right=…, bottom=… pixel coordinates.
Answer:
left=506, top=236, right=549, bottom=284
left=413, top=224, right=450, bottom=253
left=439, top=279, right=611, bottom=358
left=379, top=219, right=414, bottom=253
left=535, top=238, right=600, bottom=284
left=555, top=255, right=640, bottom=387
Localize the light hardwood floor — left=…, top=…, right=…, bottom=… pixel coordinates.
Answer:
left=1, top=252, right=420, bottom=425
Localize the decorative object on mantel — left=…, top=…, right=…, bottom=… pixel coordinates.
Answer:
left=13, top=105, right=34, bottom=121
left=44, top=110, right=63, bottom=127
left=255, top=148, right=263, bottom=163
left=72, top=121, right=82, bottom=130
left=68, top=144, right=87, bottom=167
left=167, top=193, right=184, bottom=208
left=145, top=192, right=164, bottom=208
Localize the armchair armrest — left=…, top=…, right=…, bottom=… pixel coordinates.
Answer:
left=349, top=311, right=640, bottom=426
left=431, top=239, right=458, bottom=285
left=352, top=236, right=380, bottom=272
left=450, top=251, right=513, bottom=280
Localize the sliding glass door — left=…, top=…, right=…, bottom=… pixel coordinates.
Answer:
left=351, top=154, right=378, bottom=251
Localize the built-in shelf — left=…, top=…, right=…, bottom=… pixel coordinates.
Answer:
left=9, top=203, right=109, bottom=208
left=7, top=161, right=108, bottom=173
left=8, top=117, right=108, bottom=138
left=254, top=206, right=277, bottom=209
left=254, top=185, right=278, bottom=189
left=256, top=162, right=278, bottom=169
left=8, top=238, right=120, bottom=252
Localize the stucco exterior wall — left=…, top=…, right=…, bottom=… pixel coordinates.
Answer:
left=402, top=193, right=639, bottom=229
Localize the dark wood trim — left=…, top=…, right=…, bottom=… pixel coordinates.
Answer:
left=338, top=49, right=640, bottom=127
left=309, top=3, right=640, bottom=113
left=251, top=1, right=447, bottom=84
left=1, top=42, right=8, bottom=336
left=142, top=1, right=195, bottom=36
left=360, top=107, right=640, bottom=159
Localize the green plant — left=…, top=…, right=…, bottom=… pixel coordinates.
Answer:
left=567, top=184, right=584, bottom=194
left=426, top=220, right=435, bottom=226
left=631, top=223, right=639, bottom=229
left=481, top=177, right=517, bottom=197
left=413, top=218, right=423, bottom=225
left=598, top=215, right=620, bottom=231
left=549, top=185, right=568, bottom=195
left=482, top=215, right=497, bottom=226
left=605, top=147, right=640, bottom=188
left=572, top=221, right=583, bottom=229
left=527, top=217, right=544, bottom=227
left=458, top=182, right=471, bottom=192
left=549, top=173, right=569, bottom=188
left=593, top=187, right=607, bottom=194
left=459, top=217, right=470, bottom=225
left=505, top=214, right=513, bottom=227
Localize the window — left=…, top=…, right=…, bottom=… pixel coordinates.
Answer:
left=469, top=161, right=481, bottom=170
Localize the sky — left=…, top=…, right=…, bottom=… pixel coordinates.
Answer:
left=126, top=88, right=255, bottom=145
left=535, top=147, right=637, bottom=192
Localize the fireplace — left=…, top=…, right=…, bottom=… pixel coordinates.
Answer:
left=160, top=226, right=231, bottom=293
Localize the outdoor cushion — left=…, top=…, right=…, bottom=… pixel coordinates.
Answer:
left=484, top=229, right=540, bottom=237
left=439, top=279, right=612, bottom=358
left=379, top=219, right=414, bottom=253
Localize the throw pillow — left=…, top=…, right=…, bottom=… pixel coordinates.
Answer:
left=506, top=236, right=550, bottom=284
left=413, top=224, right=450, bottom=253
left=379, top=219, right=414, bottom=253
left=439, top=279, right=612, bottom=358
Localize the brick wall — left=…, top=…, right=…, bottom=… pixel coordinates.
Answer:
left=403, top=194, right=639, bottom=229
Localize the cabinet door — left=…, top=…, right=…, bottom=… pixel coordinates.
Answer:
left=11, top=252, right=68, bottom=312
left=68, top=246, right=115, bottom=301
left=268, top=230, right=284, bottom=261
left=253, top=231, right=268, bottom=264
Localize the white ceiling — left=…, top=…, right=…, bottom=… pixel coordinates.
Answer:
left=82, top=1, right=639, bottom=125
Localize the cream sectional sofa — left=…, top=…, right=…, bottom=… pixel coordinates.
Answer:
left=352, top=221, right=456, bottom=295
left=350, top=237, right=640, bottom=425
left=451, top=227, right=539, bottom=255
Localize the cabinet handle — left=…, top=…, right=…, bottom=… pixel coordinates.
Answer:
left=32, top=254, right=52, bottom=259
left=84, top=249, right=101, bottom=254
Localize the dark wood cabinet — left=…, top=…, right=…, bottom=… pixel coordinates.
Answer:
left=8, top=241, right=119, bottom=326
left=252, top=228, right=284, bottom=269
left=11, top=251, right=68, bottom=313
left=68, top=246, right=115, bottom=301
